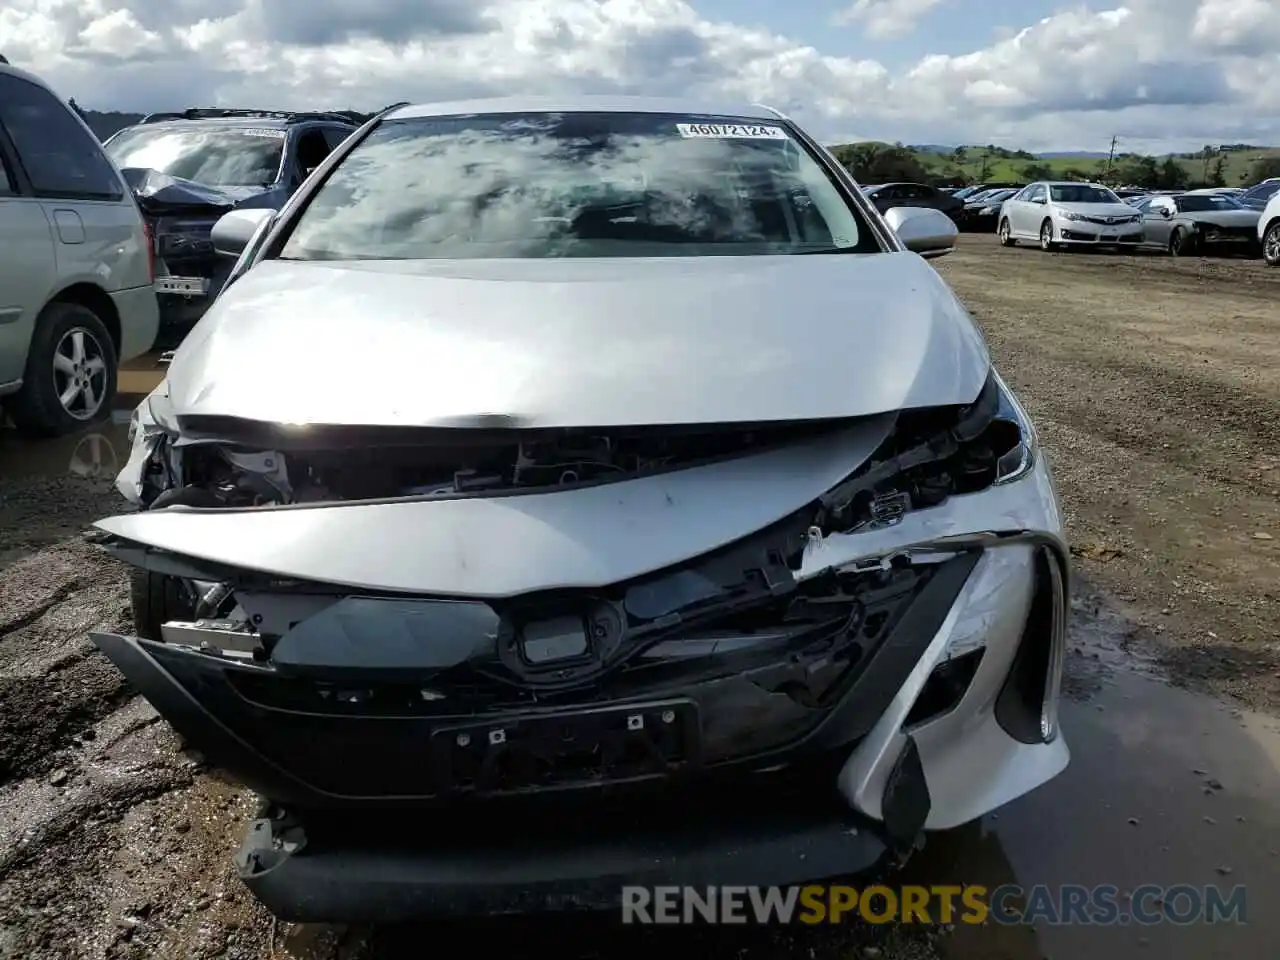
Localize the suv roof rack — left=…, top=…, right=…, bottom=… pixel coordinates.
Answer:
left=139, top=108, right=357, bottom=125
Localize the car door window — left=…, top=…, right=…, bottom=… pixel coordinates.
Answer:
left=322, top=126, right=353, bottom=152
left=294, top=128, right=332, bottom=178
left=1027, top=185, right=1046, bottom=203
left=0, top=74, right=123, bottom=201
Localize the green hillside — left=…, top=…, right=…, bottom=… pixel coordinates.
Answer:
left=830, top=141, right=1280, bottom=189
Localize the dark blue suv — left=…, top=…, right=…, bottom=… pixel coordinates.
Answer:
left=104, top=109, right=358, bottom=345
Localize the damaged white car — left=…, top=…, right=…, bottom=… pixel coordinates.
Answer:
left=93, top=96, right=1069, bottom=923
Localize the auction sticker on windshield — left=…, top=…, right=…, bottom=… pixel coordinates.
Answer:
left=676, top=123, right=789, bottom=139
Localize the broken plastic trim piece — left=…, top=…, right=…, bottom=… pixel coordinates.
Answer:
left=994, top=546, right=1067, bottom=744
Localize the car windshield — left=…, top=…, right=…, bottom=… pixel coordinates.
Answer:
left=1049, top=184, right=1120, bottom=204
left=1242, top=181, right=1280, bottom=206
left=1179, top=194, right=1243, bottom=212
left=278, top=111, right=875, bottom=260
left=953, top=186, right=981, bottom=199
left=105, top=126, right=285, bottom=187
left=981, top=190, right=1015, bottom=203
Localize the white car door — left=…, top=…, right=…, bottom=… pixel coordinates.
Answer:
left=1017, top=184, right=1048, bottom=237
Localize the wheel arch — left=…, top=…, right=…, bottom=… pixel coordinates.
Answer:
left=48, top=282, right=121, bottom=356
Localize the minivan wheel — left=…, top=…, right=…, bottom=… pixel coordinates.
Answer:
left=1264, top=221, right=1280, bottom=267
left=9, top=302, right=118, bottom=438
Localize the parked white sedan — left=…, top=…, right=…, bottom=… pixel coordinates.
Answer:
left=997, top=181, right=1143, bottom=252
left=1258, top=190, right=1280, bottom=267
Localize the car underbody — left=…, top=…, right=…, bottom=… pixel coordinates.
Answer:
left=90, top=366, right=1070, bottom=922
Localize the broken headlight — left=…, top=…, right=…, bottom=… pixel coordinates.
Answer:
left=991, top=371, right=1037, bottom=485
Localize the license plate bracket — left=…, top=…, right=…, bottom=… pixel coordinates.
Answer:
left=430, top=699, right=701, bottom=794
left=154, top=276, right=210, bottom=296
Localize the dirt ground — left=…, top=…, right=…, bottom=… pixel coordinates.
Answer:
left=0, top=234, right=1277, bottom=959
left=933, top=239, right=1280, bottom=711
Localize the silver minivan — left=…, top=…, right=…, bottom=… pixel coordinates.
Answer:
left=0, top=59, right=159, bottom=436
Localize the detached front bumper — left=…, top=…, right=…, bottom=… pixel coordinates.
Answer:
left=93, top=449, right=1070, bottom=922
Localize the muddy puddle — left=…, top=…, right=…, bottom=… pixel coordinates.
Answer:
left=0, top=415, right=1277, bottom=960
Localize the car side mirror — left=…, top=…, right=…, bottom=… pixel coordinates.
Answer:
left=883, top=206, right=958, bottom=259
left=1031, top=196, right=1046, bottom=204
left=211, top=207, right=277, bottom=258
left=1162, top=208, right=1172, bottom=217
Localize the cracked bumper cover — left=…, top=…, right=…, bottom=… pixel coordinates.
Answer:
left=91, top=454, right=1069, bottom=922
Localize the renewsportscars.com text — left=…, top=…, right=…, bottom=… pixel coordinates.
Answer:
left=621, top=884, right=1247, bottom=926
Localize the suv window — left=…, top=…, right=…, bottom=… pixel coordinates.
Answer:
left=278, top=111, right=879, bottom=261
left=0, top=74, right=123, bottom=201
left=294, top=127, right=332, bottom=175
left=322, top=126, right=353, bottom=151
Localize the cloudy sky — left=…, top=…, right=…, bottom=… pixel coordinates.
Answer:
left=2, top=0, right=1277, bottom=152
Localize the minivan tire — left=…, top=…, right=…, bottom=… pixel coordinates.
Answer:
left=8, top=301, right=117, bottom=438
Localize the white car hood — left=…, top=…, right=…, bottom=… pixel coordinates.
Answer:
left=163, top=252, right=989, bottom=428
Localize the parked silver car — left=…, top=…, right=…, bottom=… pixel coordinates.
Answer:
left=93, top=96, right=1068, bottom=923
left=1134, top=192, right=1261, bottom=256
left=0, top=61, right=159, bottom=436
left=997, top=181, right=1143, bottom=251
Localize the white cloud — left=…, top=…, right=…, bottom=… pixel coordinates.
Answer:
left=0, top=0, right=1276, bottom=152
left=833, top=0, right=950, bottom=40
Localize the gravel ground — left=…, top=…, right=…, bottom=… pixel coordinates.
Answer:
left=934, top=238, right=1280, bottom=711
left=0, top=234, right=1277, bottom=958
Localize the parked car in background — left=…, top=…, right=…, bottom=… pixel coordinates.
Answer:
left=103, top=109, right=358, bottom=346
left=954, top=187, right=1019, bottom=232
left=1259, top=190, right=1280, bottom=267
left=94, top=95, right=1066, bottom=923
left=951, top=181, right=1022, bottom=203
left=1133, top=192, right=1261, bottom=257
left=1112, top=187, right=1149, bottom=201
left=1240, top=178, right=1280, bottom=211
left=997, top=181, right=1143, bottom=252
left=0, top=59, right=159, bottom=436
left=863, top=182, right=964, bottom=219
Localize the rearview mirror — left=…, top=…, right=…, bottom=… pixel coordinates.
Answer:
left=883, top=206, right=958, bottom=259
left=212, top=207, right=277, bottom=258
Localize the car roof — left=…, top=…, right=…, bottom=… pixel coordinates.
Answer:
left=0, top=59, right=61, bottom=93
left=386, top=95, right=785, bottom=123
left=128, top=117, right=295, bottom=129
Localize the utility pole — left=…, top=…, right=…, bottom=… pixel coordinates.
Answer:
left=1105, top=135, right=1118, bottom=179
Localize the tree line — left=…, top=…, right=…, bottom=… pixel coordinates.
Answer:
left=829, top=141, right=1280, bottom=189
